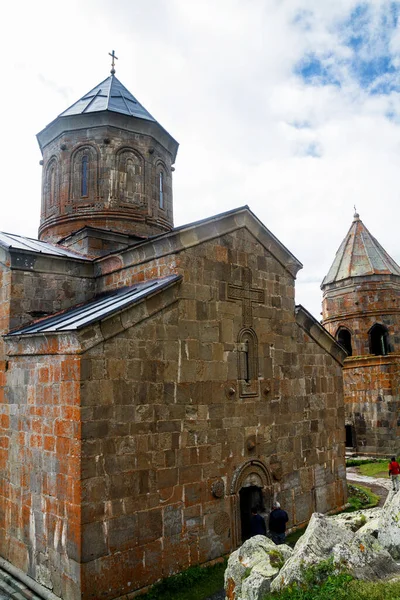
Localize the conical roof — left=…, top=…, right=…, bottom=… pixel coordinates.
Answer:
left=59, top=75, right=156, bottom=122
left=322, top=212, right=400, bottom=286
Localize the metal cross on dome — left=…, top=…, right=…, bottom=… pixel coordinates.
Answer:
left=109, top=50, right=118, bottom=75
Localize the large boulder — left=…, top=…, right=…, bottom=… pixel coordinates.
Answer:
left=270, top=513, right=354, bottom=592
left=330, top=507, right=382, bottom=533
left=224, top=535, right=292, bottom=600
left=377, top=490, right=400, bottom=558
left=333, top=531, right=400, bottom=581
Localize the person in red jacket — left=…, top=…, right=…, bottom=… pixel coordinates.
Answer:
left=389, top=456, right=400, bottom=492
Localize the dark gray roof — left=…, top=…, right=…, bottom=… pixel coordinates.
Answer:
left=0, top=232, right=89, bottom=260
left=59, top=75, right=156, bottom=121
left=8, top=275, right=181, bottom=336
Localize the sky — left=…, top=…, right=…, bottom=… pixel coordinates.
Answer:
left=2, top=0, right=400, bottom=319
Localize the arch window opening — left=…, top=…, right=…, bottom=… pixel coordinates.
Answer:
left=337, top=327, right=352, bottom=356
left=81, top=155, right=89, bottom=197
left=159, top=171, right=164, bottom=209
left=369, top=324, right=389, bottom=356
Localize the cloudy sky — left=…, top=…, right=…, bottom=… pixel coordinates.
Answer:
left=2, top=0, right=400, bottom=318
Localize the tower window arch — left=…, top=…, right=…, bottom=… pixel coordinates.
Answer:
left=70, top=145, right=98, bottom=201
left=369, top=324, right=389, bottom=356
left=159, top=171, right=164, bottom=209
left=336, top=327, right=352, bottom=356
left=81, top=155, right=89, bottom=197
left=44, top=157, right=59, bottom=210
left=115, top=148, right=144, bottom=205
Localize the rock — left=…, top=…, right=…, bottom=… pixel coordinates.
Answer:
left=270, top=513, right=354, bottom=592
left=330, top=507, right=382, bottom=533
left=333, top=531, right=400, bottom=580
left=377, top=490, right=400, bottom=558
left=357, top=517, right=380, bottom=538
left=224, top=536, right=293, bottom=600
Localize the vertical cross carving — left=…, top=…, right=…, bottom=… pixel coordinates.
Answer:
left=227, top=267, right=265, bottom=327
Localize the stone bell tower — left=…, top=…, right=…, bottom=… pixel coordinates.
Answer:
left=321, top=211, right=400, bottom=455
left=36, top=55, right=178, bottom=254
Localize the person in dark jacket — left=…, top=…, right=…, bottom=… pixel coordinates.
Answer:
left=268, top=501, right=288, bottom=544
left=250, top=505, right=267, bottom=537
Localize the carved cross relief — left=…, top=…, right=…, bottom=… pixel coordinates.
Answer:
left=227, top=267, right=265, bottom=328
left=228, top=267, right=264, bottom=397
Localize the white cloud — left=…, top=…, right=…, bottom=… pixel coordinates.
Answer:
left=1, top=0, right=400, bottom=319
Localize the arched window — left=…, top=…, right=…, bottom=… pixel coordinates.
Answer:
left=81, top=155, right=88, bottom=197
left=237, top=328, right=258, bottom=397
left=70, top=145, right=98, bottom=201
left=369, top=324, right=389, bottom=356
left=336, top=327, right=352, bottom=356
left=159, top=171, right=164, bottom=209
left=115, top=148, right=144, bottom=205
left=44, top=157, right=58, bottom=210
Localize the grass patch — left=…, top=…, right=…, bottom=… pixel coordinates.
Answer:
left=346, top=458, right=386, bottom=467
left=358, top=461, right=388, bottom=479
left=139, top=560, right=226, bottom=600
left=346, top=483, right=380, bottom=511
left=263, top=559, right=400, bottom=600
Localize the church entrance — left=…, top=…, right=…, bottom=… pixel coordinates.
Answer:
left=239, top=485, right=264, bottom=542
left=230, top=459, right=273, bottom=547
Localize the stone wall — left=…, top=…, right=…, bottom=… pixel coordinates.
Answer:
left=6, top=253, right=94, bottom=332
left=322, top=275, right=400, bottom=455
left=78, top=228, right=346, bottom=599
left=342, top=356, right=400, bottom=454
left=1, top=335, right=82, bottom=599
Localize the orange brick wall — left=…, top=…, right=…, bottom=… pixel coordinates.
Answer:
left=0, top=349, right=82, bottom=598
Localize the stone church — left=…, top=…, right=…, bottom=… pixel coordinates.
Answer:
left=322, top=211, right=400, bottom=456
left=0, top=65, right=347, bottom=600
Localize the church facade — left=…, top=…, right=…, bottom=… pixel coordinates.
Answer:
left=321, top=212, right=400, bottom=456
left=0, top=69, right=346, bottom=600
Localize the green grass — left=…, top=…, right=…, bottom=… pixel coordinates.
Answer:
left=263, top=559, right=400, bottom=600
left=139, top=560, right=226, bottom=600
left=358, top=460, right=388, bottom=479
left=346, top=483, right=380, bottom=511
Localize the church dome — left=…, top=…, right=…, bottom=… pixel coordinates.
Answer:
left=36, top=64, right=179, bottom=245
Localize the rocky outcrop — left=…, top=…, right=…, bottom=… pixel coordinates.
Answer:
left=377, top=490, right=400, bottom=558
left=270, top=513, right=354, bottom=591
left=226, top=492, right=400, bottom=599
left=333, top=531, right=400, bottom=581
left=224, top=535, right=293, bottom=600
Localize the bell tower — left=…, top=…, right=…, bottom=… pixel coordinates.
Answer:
left=321, top=211, right=400, bottom=455
left=36, top=56, right=178, bottom=252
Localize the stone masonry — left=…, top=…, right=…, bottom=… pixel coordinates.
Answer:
left=0, top=69, right=348, bottom=600
left=322, top=212, right=400, bottom=455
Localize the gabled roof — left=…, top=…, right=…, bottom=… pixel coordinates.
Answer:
left=8, top=275, right=181, bottom=336
left=59, top=75, right=156, bottom=121
left=0, top=231, right=89, bottom=260
left=322, top=212, right=400, bottom=286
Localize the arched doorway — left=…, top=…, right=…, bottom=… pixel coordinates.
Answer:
left=230, top=459, right=273, bottom=547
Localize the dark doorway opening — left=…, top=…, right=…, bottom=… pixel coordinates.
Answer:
left=239, top=485, right=264, bottom=542
left=337, top=328, right=352, bottom=356
left=345, top=424, right=354, bottom=448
